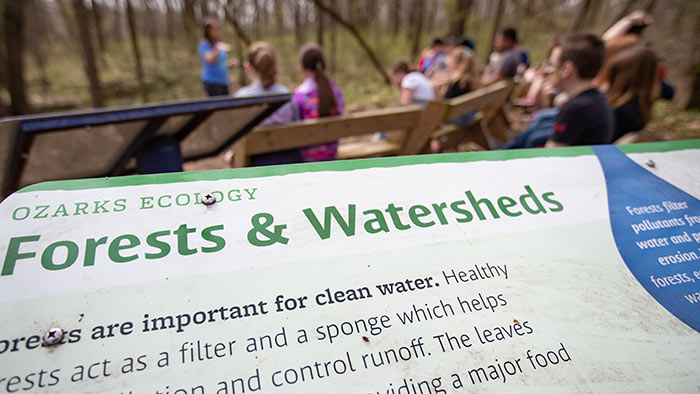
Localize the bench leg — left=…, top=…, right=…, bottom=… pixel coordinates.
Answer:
left=232, top=140, right=250, bottom=168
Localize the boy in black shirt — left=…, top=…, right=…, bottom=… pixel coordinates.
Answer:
left=545, top=33, right=613, bottom=147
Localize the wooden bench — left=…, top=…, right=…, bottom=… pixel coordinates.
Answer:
left=429, top=81, right=514, bottom=152
left=231, top=81, right=513, bottom=167
left=232, top=104, right=445, bottom=167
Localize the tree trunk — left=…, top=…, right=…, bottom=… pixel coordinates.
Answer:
left=145, top=0, right=161, bottom=60
left=364, top=0, right=378, bottom=28
left=423, top=0, right=436, bottom=33
left=91, top=0, right=107, bottom=56
left=224, top=1, right=252, bottom=46
left=164, top=0, right=175, bottom=44
left=312, top=0, right=390, bottom=85
left=688, top=66, right=700, bottom=110
left=182, top=0, right=197, bottom=37
left=390, top=0, right=401, bottom=36
left=448, top=0, right=473, bottom=38
left=293, top=0, right=303, bottom=47
left=73, top=0, right=105, bottom=107
left=274, top=0, right=284, bottom=35
left=410, top=0, right=424, bottom=60
left=584, top=0, right=603, bottom=29
left=125, top=0, right=148, bottom=103
left=316, top=0, right=324, bottom=48
left=645, top=0, right=657, bottom=13
left=524, top=0, right=535, bottom=17
left=261, top=0, right=269, bottom=29
left=608, top=0, right=635, bottom=29
left=684, top=13, right=700, bottom=110
left=572, top=0, right=593, bottom=31
left=111, top=0, right=124, bottom=41
left=227, top=0, right=247, bottom=87
left=3, top=0, right=29, bottom=114
left=254, top=0, right=261, bottom=39
left=330, top=2, right=336, bottom=75
left=487, top=0, right=505, bottom=58
left=27, top=0, right=50, bottom=95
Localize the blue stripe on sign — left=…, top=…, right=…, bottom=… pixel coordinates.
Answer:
left=593, top=144, right=700, bottom=332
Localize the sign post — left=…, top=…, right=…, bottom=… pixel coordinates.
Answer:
left=1, top=141, right=699, bottom=393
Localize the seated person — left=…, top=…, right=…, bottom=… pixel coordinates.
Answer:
left=545, top=33, right=613, bottom=147
left=234, top=41, right=298, bottom=125
left=516, top=36, right=561, bottom=112
left=600, top=11, right=675, bottom=101
left=429, top=47, right=481, bottom=152
left=293, top=43, right=346, bottom=162
left=442, top=47, right=480, bottom=99
left=482, top=28, right=521, bottom=85
left=502, top=107, right=559, bottom=149
left=603, top=10, right=653, bottom=41
left=390, top=61, right=436, bottom=106
left=418, top=38, right=447, bottom=77
left=597, top=46, right=659, bottom=142
left=233, top=42, right=301, bottom=166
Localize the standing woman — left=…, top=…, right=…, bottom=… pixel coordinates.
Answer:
left=293, top=43, right=346, bottom=162
left=199, top=19, right=234, bottom=96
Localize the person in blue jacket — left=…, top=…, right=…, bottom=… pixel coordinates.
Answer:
left=199, top=20, right=235, bottom=96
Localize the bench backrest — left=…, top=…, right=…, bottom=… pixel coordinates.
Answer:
left=444, top=81, right=512, bottom=121
left=233, top=104, right=443, bottom=167
left=232, top=81, right=513, bottom=167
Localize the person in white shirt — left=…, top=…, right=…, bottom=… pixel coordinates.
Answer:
left=390, top=60, right=436, bottom=106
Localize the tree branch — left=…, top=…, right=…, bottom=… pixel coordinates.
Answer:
left=312, top=0, right=391, bottom=85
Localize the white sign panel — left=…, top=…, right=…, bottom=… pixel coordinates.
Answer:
left=0, top=142, right=699, bottom=393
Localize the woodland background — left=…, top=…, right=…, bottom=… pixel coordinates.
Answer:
left=1, top=0, right=699, bottom=140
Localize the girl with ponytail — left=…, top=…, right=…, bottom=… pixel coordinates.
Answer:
left=234, top=41, right=298, bottom=126
left=233, top=42, right=301, bottom=166
left=293, top=43, right=346, bottom=162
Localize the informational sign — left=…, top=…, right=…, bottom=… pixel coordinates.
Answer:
left=0, top=141, right=699, bottom=393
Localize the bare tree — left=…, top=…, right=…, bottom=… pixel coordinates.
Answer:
left=487, top=0, right=505, bottom=58
left=423, top=0, right=437, bottom=33
left=274, top=0, right=284, bottom=35
left=144, top=0, right=161, bottom=59
left=91, top=0, right=107, bottom=57
left=224, top=1, right=252, bottom=46
left=254, top=0, right=261, bottom=38
left=225, top=0, right=249, bottom=87
left=182, top=0, right=197, bottom=37
left=410, top=0, right=425, bottom=60
left=111, top=0, right=124, bottom=40
left=645, top=0, right=657, bottom=13
left=293, top=0, right=304, bottom=46
left=3, top=0, right=29, bottom=114
left=390, top=0, right=401, bottom=36
left=609, top=0, right=635, bottom=27
left=164, top=0, right=175, bottom=44
left=449, top=0, right=473, bottom=38
left=125, top=0, right=147, bottom=102
left=313, top=0, right=391, bottom=85
left=316, top=0, right=324, bottom=48
left=27, top=0, right=50, bottom=95
left=329, top=1, right=337, bottom=74
left=72, top=0, right=105, bottom=107
left=684, top=9, right=700, bottom=109
left=572, top=0, right=593, bottom=31
left=524, top=0, right=535, bottom=18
